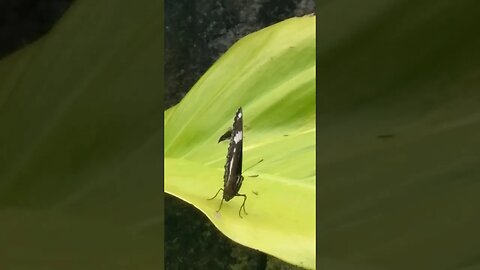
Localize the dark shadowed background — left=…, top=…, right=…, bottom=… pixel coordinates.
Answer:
left=0, top=0, right=73, bottom=59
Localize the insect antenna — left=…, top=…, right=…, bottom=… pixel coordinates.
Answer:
left=243, top=159, right=263, bottom=177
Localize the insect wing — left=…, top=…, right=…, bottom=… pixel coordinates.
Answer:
left=218, top=128, right=232, bottom=143
left=223, top=108, right=244, bottom=199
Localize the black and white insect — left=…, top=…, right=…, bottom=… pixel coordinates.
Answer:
left=208, top=107, right=262, bottom=218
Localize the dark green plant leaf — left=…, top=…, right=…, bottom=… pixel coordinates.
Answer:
left=165, top=16, right=316, bottom=269
left=318, top=1, right=480, bottom=269
left=0, top=0, right=163, bottom=268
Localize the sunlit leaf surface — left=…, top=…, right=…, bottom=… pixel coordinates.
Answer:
left=165, top=16, right=316, bottom=269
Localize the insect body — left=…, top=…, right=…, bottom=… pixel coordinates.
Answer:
left=208, top=107, right=248, bottom=218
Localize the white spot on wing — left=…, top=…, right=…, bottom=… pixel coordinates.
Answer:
left=234, top=131, right=242, bottom=143
left=229, top=155, right=235, bottom=177
left=236, top=176, right=242, bottom=185
left=238, top=112, right=242, bottom=118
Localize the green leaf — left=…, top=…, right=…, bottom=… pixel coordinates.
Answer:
left=165, top=16, right=316, bottom=269
left=318, top=1, right=480, bottom=269
left=0, top=0, right=163, bottom=268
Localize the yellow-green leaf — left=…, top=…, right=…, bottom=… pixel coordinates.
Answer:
left=165, top=16, right=316, bottom=269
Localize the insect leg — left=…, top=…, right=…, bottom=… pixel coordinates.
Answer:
left=236, top=193, right=248, bottom=218
left=207, top=188, right=223, bottom=200
left=216, top=198, right=224, bottom=212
